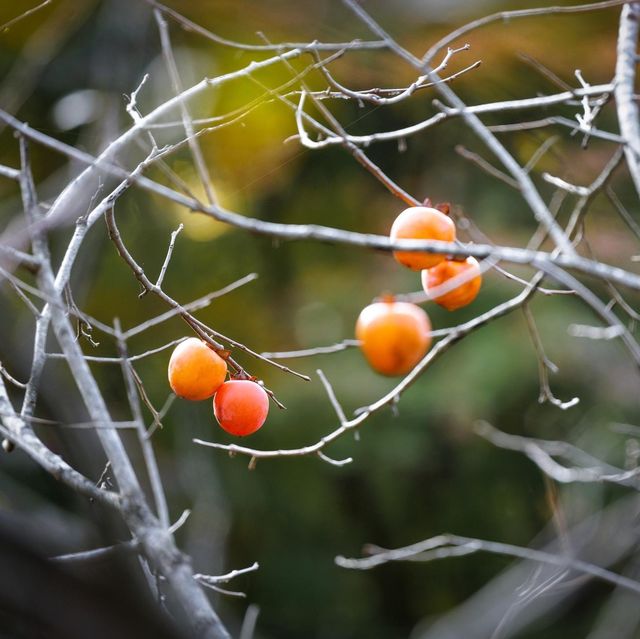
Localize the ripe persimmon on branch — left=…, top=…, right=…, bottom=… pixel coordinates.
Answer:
left=1, top=1, right=640, bottom=638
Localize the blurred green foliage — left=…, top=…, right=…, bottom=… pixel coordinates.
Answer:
left=1, top=1, right=640, bottom=637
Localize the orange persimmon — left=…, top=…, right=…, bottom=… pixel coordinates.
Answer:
left=168, top=338, right=227, bottom=401
left=356, top=300, right=432, bottom=376
left=213, top=379, right=269, bottom=436
left=421, top=257, right=482, bottom=311
left=390, top=206, right=456, bottom=270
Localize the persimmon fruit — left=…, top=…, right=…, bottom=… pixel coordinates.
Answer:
left=213, top=379, right=270, bottom=436
left=422, top=256, right=482, bottom=311
left=356, top=300, right=432, bottom=376
left=390, top=206, right=456, bottom=270
left=168, top=337, right=227, bottom=401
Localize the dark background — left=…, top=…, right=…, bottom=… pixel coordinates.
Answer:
left=0, top=1, right=638, bottom=637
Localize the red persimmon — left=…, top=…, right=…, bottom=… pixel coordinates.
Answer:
left=214, top=380, right=270, bottom=436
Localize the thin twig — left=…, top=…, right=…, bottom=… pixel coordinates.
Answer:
left=475, top=421, right=640, bottom=487
left=523, top=304, right=579, bottom=410
left=154, top=9, right=218, bottom=205
left=455, top=144, right=520, bottom=189
left=195, top=277, right=544, bottom=463
left=336, top=532, right=640, bottom=596
left=6, top=112, right=640, bottom=292
left=0, top=0, right=52, bottom=32
left=260, top=340, right=360, bottom=360
left=114, top=319, right=170, bottom=528
left=155, top=223, right=183, bottom=291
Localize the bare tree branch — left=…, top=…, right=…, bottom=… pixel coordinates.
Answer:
left=336, top=533, right=640, bottom=595
left=615, top=3, right=640, bottom=197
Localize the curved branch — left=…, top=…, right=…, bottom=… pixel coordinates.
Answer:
left=336, top=533, right=640, bottom=596
left=0, top=377, right=119, bottom=507
left=194, top=276, right=543, bottom=463
left=142, top=0, right=386, bottom=52
left=422, top=0, right=632, bottom=67
left=42, top=263, right=231, bottom=639
left=6, top=113, right=640, bottom=292
left=29, top=48, right=302, bottom=233
left=343, top=0, right=574, bottom=254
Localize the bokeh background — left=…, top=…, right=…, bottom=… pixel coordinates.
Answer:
left=1, top=1, right=639, bottom=637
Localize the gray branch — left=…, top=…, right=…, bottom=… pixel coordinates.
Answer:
left=615, top=3, right=640, bottom=197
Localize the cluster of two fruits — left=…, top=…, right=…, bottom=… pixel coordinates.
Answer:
left=357, top=205, right=482, bottom=376
left=168, top=338, right=269, bottom=436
